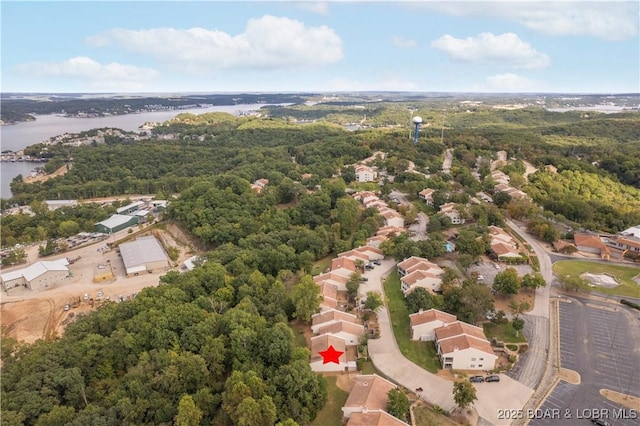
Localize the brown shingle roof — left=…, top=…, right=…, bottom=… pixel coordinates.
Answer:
left=347, top=411, right=409, bottom=426
left=574, top=233, right=605, bottom=249
left=331, top=256, right=357, bottom=272
left=438, top=334, right=495, bottom=356
left=310, top=334, right=346, bottom=363
left=316, top=320, right=365, bottom=338
left=312, top=309, right=358, bottom=326
left=434, top=321, right=487, bottom=341
left=409, top=309, right=457, bottom=327
left=343, top=375, right=396, bottom=411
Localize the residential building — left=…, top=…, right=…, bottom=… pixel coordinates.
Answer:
left=574, top=233, right=607, bottom=255
left=347, top=411, right=409, bottom=426
left=434, top=321, right=497, bottom=370
left=439, top=203, right=464, bottom=225
left=311, top=309, right=359, bottom=332
left=366, top=235, right=388, bottom=248
left=338, top=246, right=384, bottom=263
left=409, top=309, right=457, bottom=341
left=418, top=188, right=435, bottom=206
left=309, top=334, right=353, bottom=372
left=1, top=259, right=70, bottom=292
left=488, top=226, right=523, bottom=261
left=250, top=178, right=269, bottom=193
left=375, top=226, right=407, bottom=238
left=379, top=208, right=405, bottom=228
left=330, top=256, right=358, bottom=278
left=314, top=320, right=365, bottom=346
left=397, top=256, right=441, bottom=277
left=400, top=270, right=443, bottom=295
left=353, top=191, right=379, bottom=205
left=491, top=170, right=510, bottom=185
left=354, top=165, right=377, bottom=182
left=342, top=375, right=398, bottom=418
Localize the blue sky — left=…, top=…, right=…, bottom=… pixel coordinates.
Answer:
left=2, top=1, right=638, bottom=93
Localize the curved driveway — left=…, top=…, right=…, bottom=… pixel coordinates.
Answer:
left=362, top=260, right=533, bottom=425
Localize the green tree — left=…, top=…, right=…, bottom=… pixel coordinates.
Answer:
left=174, top=394, right=202, bottom=426
left=493, top=191, right=512, bottom=207
left=291, top=275, right=322, bottom=323
left=453, top=380, right=477, bottom=411
left=363, top=291, right=384, bottom=312
left=386, top=388, right=410, bottom=422
left=346, top=273, right=361, bottom=302
left=521, top=272, right=546, bottom=290
left=512, top=317, right=525, bottom=338
left=405, top=287, right=436, bottom=314
left=559, top=275, right=589, bottom=292
left=35, top=406, right=76, bottom=426
left=492, top=267, right=521, bottom=295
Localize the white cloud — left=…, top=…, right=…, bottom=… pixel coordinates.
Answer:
left=415, top=1, right=638, bottom=41
left=87, top=15, right=343, bottom=73
left=430, top=32, right=550, bottom=69
left=482, top=73, right=537, bottom=91
left=295, top=1, right=330, bottom=15
left=391, top=35, right=418, bottom=49
left=13, top=57, right=159, bottom=91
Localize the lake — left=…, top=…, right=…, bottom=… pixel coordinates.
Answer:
left=0, top=104, right=274, bottom=199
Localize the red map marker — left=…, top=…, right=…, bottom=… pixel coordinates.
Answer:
left=319, top=345, right=344, bottom=364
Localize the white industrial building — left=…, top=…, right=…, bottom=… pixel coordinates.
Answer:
left=119, top=236, right=170, bottom=276
left=1, top=259, right=70, bottom=292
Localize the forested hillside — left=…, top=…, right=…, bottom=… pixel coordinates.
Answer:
left=1, top=265, right=327, bottom=425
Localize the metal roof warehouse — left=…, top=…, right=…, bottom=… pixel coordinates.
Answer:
left=119, top=236, right=170, bottom=276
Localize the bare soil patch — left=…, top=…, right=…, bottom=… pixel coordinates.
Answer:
left=23, top=163, right=72, bottom=184
left=334, top=373, right=357, bottom=393
left=494, top=291, right=535, bottom=315
left=1, top=223, right=198, bottom=343
left=559, top=368, right=581, bottom=384
left=600, top=389, right=640, bottom=411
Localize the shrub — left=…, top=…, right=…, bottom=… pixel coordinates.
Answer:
left=621, top=299, right=640, bottom=310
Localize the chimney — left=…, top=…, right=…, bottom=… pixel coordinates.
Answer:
left=418, top=308, right=423, bottom=314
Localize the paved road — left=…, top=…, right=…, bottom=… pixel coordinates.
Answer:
left=409, top=212, right=429, bottom=241
left=364, top=260, right=533, bottom=425
left=442, top=148, right=453, bottom=174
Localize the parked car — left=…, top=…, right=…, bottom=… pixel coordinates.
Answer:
left=469, top=375, right=485, bottom=383
left=494, top=263, right=501, bottom=270
left=485, top=375, right=500, bottom=382
left=591, top=419, right=610, bottom=426
left=373, top=260, right=381, bottom=265
left=360, top=277, right=369, bottom=282
left=97, top=290, right=103, bottom=298
left=63, top=304, right=71, bottom=311
left=364, top=263, right=374, bottom=270
left=477, top=275, right=484, bottom=281
left=83, top=293, right=89, bottom=300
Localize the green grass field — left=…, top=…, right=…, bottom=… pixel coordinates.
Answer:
left=383, top=271, right=441, bottom=373
left=553, top=260, right=640, bottom=297
left=413, top=405, right=458, bottom=426
left=311, top=256, right=333, bottom=276
left=483, top=322, right=528, bottom=344
left=310, top=376, right=349, bottom=426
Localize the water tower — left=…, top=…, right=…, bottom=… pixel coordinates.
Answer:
left=412, top=116, right=423, bottom=144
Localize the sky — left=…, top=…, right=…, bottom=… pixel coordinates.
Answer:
left=1, top=0, right=639, bottom=93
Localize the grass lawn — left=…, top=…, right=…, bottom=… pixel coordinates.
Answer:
left=358, top=358, right=377, bottom=375
left=483, top=322, right=527, bottom=344
left=289, top=319, right=310, bottom=348
left=413, top=405, right=458, bottom=426
left=384, top=271, right=441, bottom=373
left=311, top=256, right=333, bottom=276
left=310, top=376, right=349, bottom=426
left=553, top=260, right=640, bottom=297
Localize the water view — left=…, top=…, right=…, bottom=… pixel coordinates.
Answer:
left=0, top=104, right=273, bottom=199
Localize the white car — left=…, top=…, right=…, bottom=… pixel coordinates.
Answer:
left=83, top=293, right=89, bottom=300
left=494, top=264, right=501, bottom=270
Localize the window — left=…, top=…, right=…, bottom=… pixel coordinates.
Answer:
left=470, top=365, right=475, bottom=368
left=479, top=365, right=483, bottom=367
left=479, top=358, right=484, bottom=360
left=471, top=357, right=476, bottom=361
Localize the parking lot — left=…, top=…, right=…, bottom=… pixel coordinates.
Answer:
left=468, top=260, right=533, bottom=287
left=529, top=297, right=640, bottom=426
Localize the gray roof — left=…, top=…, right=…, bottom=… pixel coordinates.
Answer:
left=119, top=236, right=168, bottom=273
left=96, top=214, right=135, bottom=230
